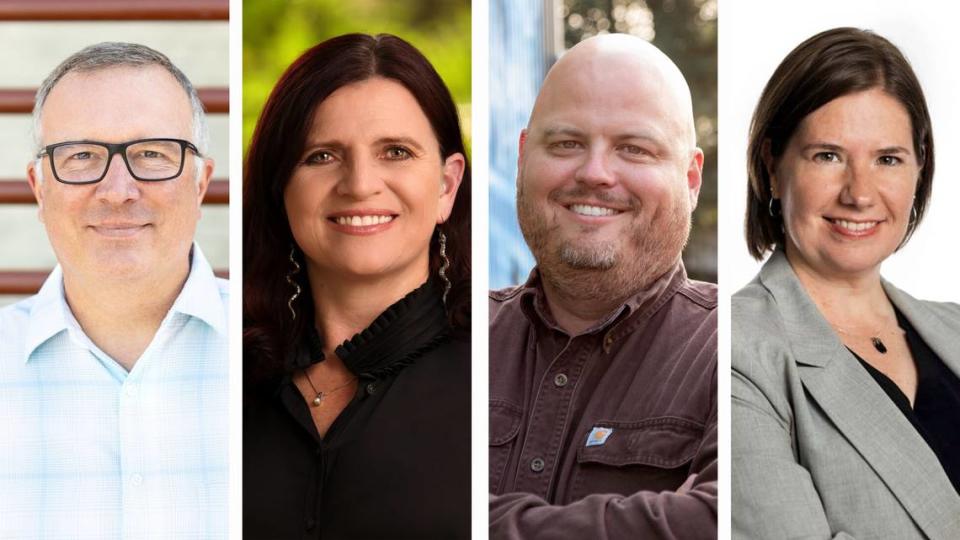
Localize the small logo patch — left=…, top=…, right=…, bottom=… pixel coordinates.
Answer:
left=586, top=427, right=614, bottom=447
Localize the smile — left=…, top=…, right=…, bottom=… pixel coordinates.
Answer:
left=826, top=217, right=881, bottom=236
left=567, top=204, right=622, bottom=217
left=89, top=224, right=148, bottom=237
left=332, top=215, right=395, bottom=226
left=829, top=218, right=879, bottom=232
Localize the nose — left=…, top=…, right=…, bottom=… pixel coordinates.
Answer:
left=839, top=159, right=876, bottom=208
left=574, top=147, right=616, bottom=188
left=94, top=153, right=141, bottom=204
left=336, top=154, right=384, bottom=199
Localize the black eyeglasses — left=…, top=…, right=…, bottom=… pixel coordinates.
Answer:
left=37, top=138, right=202, bottom=185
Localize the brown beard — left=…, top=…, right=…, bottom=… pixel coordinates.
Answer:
left=516, top=176, right=691, bottom=306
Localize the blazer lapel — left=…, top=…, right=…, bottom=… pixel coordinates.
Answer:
left=760, top=252, right=960, bottom=538
left=885, top=282, right=960, bottom=382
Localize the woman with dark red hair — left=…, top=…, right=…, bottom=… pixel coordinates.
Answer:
left=243, top=34, right=471, bottom=538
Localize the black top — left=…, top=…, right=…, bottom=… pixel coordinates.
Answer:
left=854, top=310, right=960, bottom=495
left=243, top=280, right=471, bottom=539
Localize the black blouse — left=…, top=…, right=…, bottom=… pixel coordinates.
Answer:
left=243, top=280, right=471, bottom=539
left=854, top=310, right=960, bottom=495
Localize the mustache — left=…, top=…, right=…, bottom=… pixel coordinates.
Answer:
left=549, top=186, right=636, bottom=210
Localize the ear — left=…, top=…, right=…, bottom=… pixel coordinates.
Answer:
left=761, top=139, right=779, bottom=198
left=437, top=152, right=465, bottom=224
left=26, top=159, right=45, bottom=219
left=517, top=129, right=528, bottom=171
left=686, top=147, right=704, bottom=209
left=195, top=157, right=214, bottom=215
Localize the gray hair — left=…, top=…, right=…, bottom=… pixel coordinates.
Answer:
left=32, top=42, right=209, bottom=182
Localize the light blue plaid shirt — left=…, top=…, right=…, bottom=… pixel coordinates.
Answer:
left=0, top=245, right=228, bottom=540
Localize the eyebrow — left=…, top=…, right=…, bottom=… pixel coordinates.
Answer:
left=801, top=142, right=912, bottom=155
left=304, top=136, right=427, bottom=153
left=541, top=126, right=667, bottom=145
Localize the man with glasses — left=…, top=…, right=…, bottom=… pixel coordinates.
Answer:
left=0, top=43, right=227, bottom=539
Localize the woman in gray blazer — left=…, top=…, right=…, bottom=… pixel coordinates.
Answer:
left=733, top=28, right=960, bottom=539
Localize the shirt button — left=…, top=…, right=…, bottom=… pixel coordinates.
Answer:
left=604, top=334, right=614, bottom=347
left=366, top=382, right=377, bottom=395
left=530, top=457, right=545, bottom=472
left=553, top=373, right=568, bottom=387
left=130, top=473, right=143, bottom=486
left=305, top=518, right=316, bottom=530
left=123, top=385, right=138, bottom=398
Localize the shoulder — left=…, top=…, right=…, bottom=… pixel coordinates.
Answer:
left=731, top=276, right=793, bottom=375
left=885, top=281, right=960, bottom=333
left=489, top=285, right=526, bottom=322
left=215, top=276, right=230, bottom=308
left=0, top=295, right=40, bottom=363
left=676, top=278, right=717, bottom=313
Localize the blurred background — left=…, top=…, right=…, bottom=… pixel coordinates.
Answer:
left=0, top=1, right=229, bottom=307
left=489, top=0, right=717, bottom=288
left=243, top=0, right=471, bottom=155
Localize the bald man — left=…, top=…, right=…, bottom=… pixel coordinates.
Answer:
left=489, top=35, right=717, bottom=539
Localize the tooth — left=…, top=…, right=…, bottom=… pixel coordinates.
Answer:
left=360, top=216, right=371, bottom=226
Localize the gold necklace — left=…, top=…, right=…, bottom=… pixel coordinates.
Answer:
left=302, top=369, right=357, bottom=407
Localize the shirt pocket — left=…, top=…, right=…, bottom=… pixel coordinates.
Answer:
left=489, top=399, right=523, bottom=493
left=569, top=417, right=703, bottom=501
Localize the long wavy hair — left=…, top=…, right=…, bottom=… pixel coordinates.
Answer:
left=243, top=34, right=471, bottom=379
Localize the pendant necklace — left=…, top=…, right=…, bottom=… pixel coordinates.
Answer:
left=303, top=370, right=357, bottom=407
left=832, top=325, right=904, bottom=355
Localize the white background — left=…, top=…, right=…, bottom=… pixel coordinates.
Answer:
left=719, top=0, right=960, bottom=302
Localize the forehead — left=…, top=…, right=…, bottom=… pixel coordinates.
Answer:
left=795, top=89, right=913, bottom=145
left=531, top=56, right=684, bottom=142
left=40, top=65, right=193, bottom=144
left=307, top=77, right=436, bottom=145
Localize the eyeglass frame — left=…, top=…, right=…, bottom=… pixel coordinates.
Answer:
left=36, top=138, right=203, bottom=185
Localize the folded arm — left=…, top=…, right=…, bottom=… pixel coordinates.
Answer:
left=489, top=422, right=717, bottom=540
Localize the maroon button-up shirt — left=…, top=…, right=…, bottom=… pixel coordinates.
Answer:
left=489, top=263, right=717, bottom=539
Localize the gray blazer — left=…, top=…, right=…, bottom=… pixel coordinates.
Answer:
left=732, top=251, right=960, bottom=539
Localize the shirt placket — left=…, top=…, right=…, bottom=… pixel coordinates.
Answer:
left=513, top=336, right=593, bottom=499
left=119, top=373, right=145, bottom=539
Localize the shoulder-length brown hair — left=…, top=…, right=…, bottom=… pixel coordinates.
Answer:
left=243, top=33, right=471, bottom=376
left=745, top=27, right=934, bottom=260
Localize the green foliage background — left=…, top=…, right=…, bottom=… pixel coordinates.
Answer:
left=243, top=0, right=471, bottom=156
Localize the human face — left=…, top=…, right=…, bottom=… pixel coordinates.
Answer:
left=517, top=50, right=702, bottom=293
left=770, top=88, right=920, bottom=282
left=284, top=77, right=464, bottom=286
left=28, top=66, right=212, bottom=286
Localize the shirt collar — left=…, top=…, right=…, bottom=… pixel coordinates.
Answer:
left=170, top=244, right=228, bottom=336
left=515, top=261, right=686, bottom=336
left=23, top=242, right=226, bottom=363
left=24, top=265, right=71, bottom=364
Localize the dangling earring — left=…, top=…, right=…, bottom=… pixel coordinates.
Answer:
left=909, top=206, right=918, bottom=227
left=286, top=246, right=302, bottom=321
left=437, top=228, right=451, bottom=305
left=768, top=196, right=779, bottom=217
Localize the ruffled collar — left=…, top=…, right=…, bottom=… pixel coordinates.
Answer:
left=288, top=279, right=450, bottom=379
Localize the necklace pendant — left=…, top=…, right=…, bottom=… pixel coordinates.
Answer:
left=871, top=337, right=887, bottom=354
left=312, top=392, right=323, bottom=407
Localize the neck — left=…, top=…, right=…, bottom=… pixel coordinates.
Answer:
left=785, top=250, right=894, bottom=331
left=307, top=265, right=429, bottom=355
left=538, top=269, right=629, bottom=335
left=62, top=259, right=190, bottom=371
left=538, top=257, right=677, bottom=336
